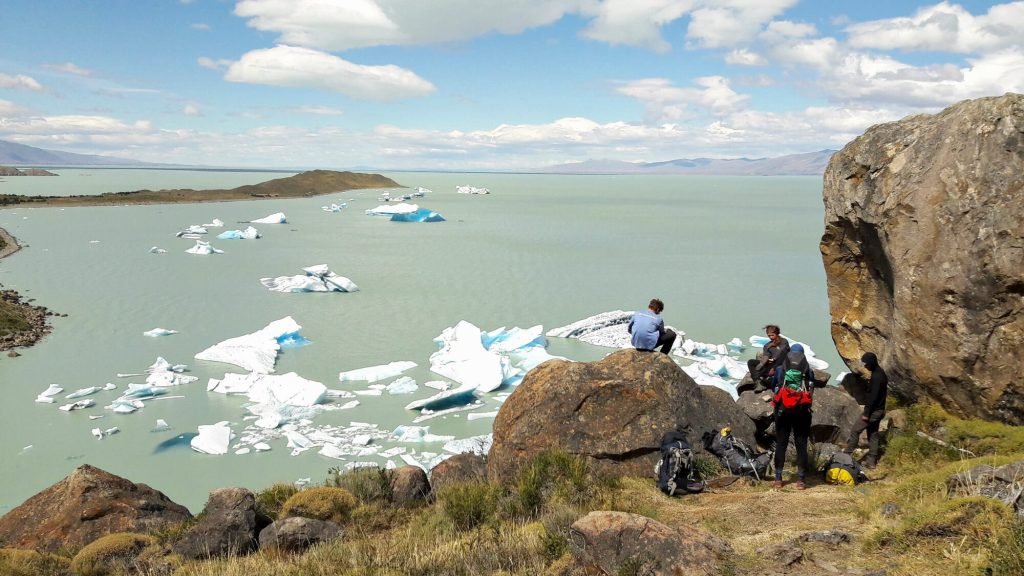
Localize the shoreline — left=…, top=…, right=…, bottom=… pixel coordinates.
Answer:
left=0, top=226, right=20, bottom=261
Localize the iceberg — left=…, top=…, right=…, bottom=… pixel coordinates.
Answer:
left=185, top=240, right=223, bottom=255
left=321, top=203, right=347, bottom=212
left=143, top=328, right=178, bottom=337
left=148, top=246, right=167, bottom=254
left=177, top=225, right=208, bottom=236
left=429, top=322, right=558, bottom=393
left=390, top=208, right=445, bottom=223
left=36, top=384, right=63, bottom=403
left=152, top=419, right=171, bottom=432
left=216, top=226, right=261, bottom=240
left=203, top=218, right=224, bottom=227
left=92, top=427, right=119, bottom=439
left=412, top=187, right=431, bottom=197
left=404, top=382, right=478, bottom=412
left=191, top=422, right=233, bottom=455
left=207, top=372, right=327, bottom=408
left=455, top=185, right=490, bottom=195
left=385, top=377, right=418, bottom=395
left=195, top=317, right=303, bottom=374
left=339, top=361, right=417, bottom=383
left=260, top=264, right=358, bottom=293
left=443, top=434, right=492, bottom=455
left=59, top=399, right=95, bottom=411
left=391, top=425, right=454, bottom=443
left=365, top=202, right=418, bottom=216
left=681, top=364, right=738, bottom=400
left=467, top=411, right=498, bottom=421
left=251, top=212, right=287, bottom=224
left=548, top=310, right=686, bottom=351
left=65, top=386, right=102, bottom=399
left=145, top=357, right=198, bottom=387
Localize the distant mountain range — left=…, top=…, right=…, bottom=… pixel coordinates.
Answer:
left=540, top=149, right=836, bottom=175
left=0, top=139, right=151, bottom=167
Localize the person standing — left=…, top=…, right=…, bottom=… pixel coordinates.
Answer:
left=628, top=298, right=676, bottom=354
left=845, top=352, right=888, bottom=468
left=747, top=325, right=790, bottom=392
left=772, top=343, right=814, bottom=489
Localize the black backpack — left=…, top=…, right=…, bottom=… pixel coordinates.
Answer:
left=703, top=428, right=773, bottom=481
left=654, top=431, right=704, bottom=496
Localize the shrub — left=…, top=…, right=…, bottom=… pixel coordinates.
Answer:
left=987, top=518, right=1024, bottom=575
left=327, top=466, right=393, bottom=504
left=348, top=501, right=409, bottom=535
left=69, top=533, right=154, bottom=576
left=883, top=432, right=958, bottom=468
left=279, top=486, right=358, bottom=525
left=255, top=482, right=299, bottom=521
left=511, top=450, right=603, bottom=518
left=692, top=453, right=723, bottom=479
left=437, top=482, right=500, bottom=531
left=0, top=548, right=71, bottom=576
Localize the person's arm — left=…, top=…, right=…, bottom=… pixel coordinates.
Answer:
left=628, top=315, right=634, bottom=335
left=862, top=371, right=882, bottom=419
left=656, top=316, right=665, bottom=336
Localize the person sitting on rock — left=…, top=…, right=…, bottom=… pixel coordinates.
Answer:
left=627, top=298, right=676, bottom=354
left=845, top=352, right=888, bottom=469
left=747, top=324, right=790, bottom=392
left=772, top=343, right=814, bottom=490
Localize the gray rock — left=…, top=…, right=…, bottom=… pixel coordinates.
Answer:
left=947, top=460, right=1024, bottom=516
left=172, top=487, right=260, bottom=559
left=821, top=93, right=1024, bottom=424
left=799, top=529, right=852, bottom=545
left=258, top=517, right=343, bottom=553
left=429, top=452, right=487, bottom=494
left=389, top=465, right=430, bottom=505
left=809, top=387, right=863, bottom=444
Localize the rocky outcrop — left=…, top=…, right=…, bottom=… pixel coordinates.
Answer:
left=947, top=460, right=1024, bottom=517
left=807, top=387, right=863, bottom=444
left=430, top=453, right=488, bottom=494
left=568, top=511, right=731, bottom=575
left=0, top=288, right=59, bottom=352
left=821, top=93, right=1024, bottom=424
left=172, top=488, right=263, bottom=559
left=0, top=167, right=57, bottom=176
left=488, top=350, right=755, bottom=484
left=258, top=517, right=343, bottom=553
left=389, top=466, right=430, bottom=506
left=0, top=465, right=191, bottom=552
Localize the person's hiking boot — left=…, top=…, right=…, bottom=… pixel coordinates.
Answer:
left=862, top=457, right=877, bottom=470
left=772, top=479, right=783, bottom=489
left=795, top=481, right=806, bottom=490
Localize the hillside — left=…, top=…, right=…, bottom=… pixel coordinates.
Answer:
left=0, top=139, right=149, bottom=167
left=543, top=149, right=836, bottom=175
left=0, top=170, right=401, bottom=208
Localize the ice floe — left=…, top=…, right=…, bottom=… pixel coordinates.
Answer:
left=148, top=246, right=167, bottom=254
left=216, top=226, right=261, bottom=240
left=195, top=317, right=304, bottom=374
left=385, top=377, right=418, bottom=395
left=429, top=322, right=560, bottom=393
left=391, top=425, right=454, bottom=443
left=456, top=185, right=490, bottom=195
left=443, top=434, right=492, bottom=455
left=321, top=203, right=347, bottom=212
left=65, top=387, right=102, bottom=399
left=390, top=208, right=445, bottom=222
left=59, top=399, right=95, bottom=411
left=145, top=357, right=198, bottom=387
left=185, top=240, right=223, bottom=255
left=404, top=382, right=478, bottom=412
left=261, top=265, right=358, bottom=293
left=251, top=212, right=287, bottom=224
left=35, top=384, right=63, bottom=403
left=191, top=422, right=234, bottom=455
left=412, top=187, right=430, bottom=197
left=92, top=427, right=119, bottom=439
left=143, top=328, right=178, bottom=337
left=339, top=361, right=417, bottom=383
left=177, top=225, right=208, bottom=236
left=204, top=219, right=224, bottom=227
left=152, top=419, right=171, bottom=432
left=365, top=202, right=418, bottom=216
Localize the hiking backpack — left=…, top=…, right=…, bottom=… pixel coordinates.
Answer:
left=774, top=369, right=813, bottom=411
left=654, top=431, right=704, bottom=496
left=702, top=428, right=773, bottom=481
left=823, top=452, right=869, bottom=485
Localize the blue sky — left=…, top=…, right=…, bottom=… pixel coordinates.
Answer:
left=0, top=0, right=1021, bottom=170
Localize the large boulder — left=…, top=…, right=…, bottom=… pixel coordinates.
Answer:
left=0, top=465, right=191, bottom=552
left=808, top=387, right=863, bottom=444
left=388, top=466, right=430, bottom=506
left=258, top=517, right=343, bottom=553
left=429, top=453, right=487, bottom=494
left=821, top=93, right=1024, bottom=423
left=488, top=350, right=755, bottom=484
left=172, top=487, right=263, bottom=559
left=569, top=511, right=732, bottom=575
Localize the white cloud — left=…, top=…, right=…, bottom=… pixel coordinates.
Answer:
left=760, top=19, right=817, bottom=42
left=770, top=37, right=840, bottom=69
left=42, top=62, right=94, bottom=77
left=846, top=1, right=1024, bottom=53
left=198, top=57, right=233, bottom=70
left=616, top=76, right=749, bottom=123
left=685, top=0, right=799, bottom=48
left=579, top=0, right=695, bottom=53
left=224, top=45, right=435, bottom=100
left=183, top=103, right=203, bottom=116
left=293, top=105, right=344, bottom=115
left=192, top=23, right=211, bottom=30
left=0, top=73, right=44, bottom=92
left=0, top=99, right=29, bottom=117
left=725, top=49, right=767, bottom=66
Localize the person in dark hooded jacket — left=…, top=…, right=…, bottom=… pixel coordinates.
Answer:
left=845, top=352, right=888, bottom=469
left=772, top=343, right=814, bottom=490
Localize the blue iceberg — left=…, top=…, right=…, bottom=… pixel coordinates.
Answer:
left=390, top=208, right=445, bottom=223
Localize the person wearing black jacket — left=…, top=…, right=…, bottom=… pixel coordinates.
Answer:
left=747, top=324, right=790, bottom=392
left=845, top=352, right=888, bottom=468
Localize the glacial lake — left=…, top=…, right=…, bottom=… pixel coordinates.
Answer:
left=0, top=169, right=839, bottom=512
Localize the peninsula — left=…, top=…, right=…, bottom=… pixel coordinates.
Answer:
left=0, top=169, right=400, bottom=208
left=0, top=167, right=57, bottom=176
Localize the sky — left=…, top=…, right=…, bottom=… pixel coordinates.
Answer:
left=0, top=0, right=1022, bottom=170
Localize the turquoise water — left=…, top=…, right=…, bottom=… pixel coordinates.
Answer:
left=0, top=170, right=837, bottom=512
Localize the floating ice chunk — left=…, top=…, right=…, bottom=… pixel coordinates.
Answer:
left=179, top=234, right=203, bottom=240
left=443, top=434, right=492, bottom=455
left=261, top=264, right=358, bottom=293
left=455, top=185, right=490, bottom=194
left=365, top=202, right=418, bottom=216
left=144, top=328, right=178, bottom=337
left=405, top=382, right=478, bottom=412
left=35, top=396, right=55, bottom=404
left=325, top=389, right=356, bottom=399
left=103, top=383, right=116, bottom=391
left=65, top=387, right=101, bottom=399
left=677, top=339, right=727, bottom=358
left=59, top=399, right=95, bottom=411
left=92, top=427, right=119, bottom=439
left=467, top=411, right=498, bottom=420
left=284, top=430, right=314, bottom=451
left=185, top=240, right=223, bottom=255
left=413, top=404, right=480, bottom=422
left=390, top=208, right=445, bottom=222
left=235, top=447, right=251, bottom=455
left=38, top=384, right=63, bottom=398
left=152, top=419, right=171, bottom=432
left=89, top=240, right=100, bottom=244
left=386, top=377, right=418, bottom=395
left=412, top=187, right=430, bottom=197
left=204, top=218, right=224, bottom=227
left=251, top=212, right=286, bottom=224
left=430, top=321, right=506, bottom=392
left=254, top=442, right=272, bottom=451
left=217, top=226, right=261, bottom=240
left=195, top=316, right=303, bottom=374
left=191, top=422, right=233, bottom=455
left=148, top=246, right=167, bottom=254
left=681, top=364, right=738, bottom=400
left=391, top=425, right=454, bottom=443
left=546, top=310, right=633, bottom=348
left=353, top=389, right=383, bottom=396
left=208, top=372, right=327, bottom=407
left=379, top=447, right=407, bottom=458
left=726, top=338, right=745, bottom=352
left=424, top=381, right=449, bottom=391
left=399, top=454, right=426, bottom=470
left=89, top=415, right=105, bottom=420
left=321, top=203, right=347, bottom=212
left=145, top=357, right=198, bottom=387
left=339, top=361, right=417, bottom=383
left=318, top=444, right=347, bottom=460
left=336, top=400, right=360, bottom=410
left=178, top=225, right=208, bottom=236
left=107, top=399, right=145, bottom=413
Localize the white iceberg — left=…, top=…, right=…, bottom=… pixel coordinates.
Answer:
left=191, top=422, right=234, bottom=455
left=321, top=203, right=347, bottom=212
left=251, top=212, right=286, bottom=224
left=261, top=264, right=358, bottom=293
left=36, top=384, right=63, bottom=403
left=412, top=187, right=430, bottom=197
left=216, top=226, right=261, bottom=240
left=195, top=317, right=304, bottom=374
left=92, top=427, right=119, bottom=439
left=443, top=434, right=492, bottom=455
left=365, top=202, right=418, bottom=216
left=681, top=364, right=738, bottom=400
left=204, top=218, right=224, bottom=227
left=65, top=386, right=102, bottom=399
left=59, top=399, right=95, bottom=411
left=455, top=185, right=490, bottom=195
left=148, top=246, right=167, bottom=254
left=467, top=411, right=498, bottom=420
left=144, top=328, right=178, bottom=337
left=152, top=419, right=171, bottom=432
left=386, top=377, right=418, bottom=395
left=391, top=425, right=454, bottom=443
left=405, top=382, right=478, bottom=412
left=185, top=240, right=223, bottom=255
left=207, top=372, right=327, bottom=408
left=145, top=357, right=198, bottom=387
left=177, top=225, right=208, bottom=236
left=339, top=361, right=417, bottom=383
left=430, top=321, right=508, bottom=392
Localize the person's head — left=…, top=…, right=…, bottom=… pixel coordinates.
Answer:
left=790, top=343, right=804, bottom=354
left=861, top=352, right=879, bottom=371
left=764, top=324, right=781, bottom=341
left=648, top=298, right=664, bottom=314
